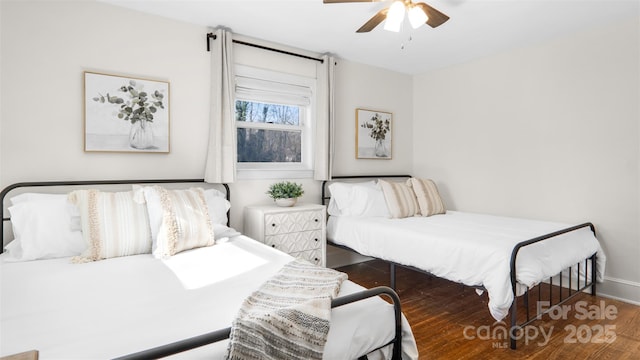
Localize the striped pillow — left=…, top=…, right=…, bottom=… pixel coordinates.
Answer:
left=69, top=189, right=152, bottom=262
left=378, top=179, right=419, bottom=218
left=409, top=178, right=446, bottom=217
left=145, top=186, right=215, bottom=258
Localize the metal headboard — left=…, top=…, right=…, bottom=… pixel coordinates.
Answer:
left=1, top=179, right=230, bottom=252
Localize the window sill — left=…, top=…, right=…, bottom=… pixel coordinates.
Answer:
left=236, top=169, right=314, bottom=180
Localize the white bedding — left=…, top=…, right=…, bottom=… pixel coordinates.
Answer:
left=327, top=211, right=606, bottom=321
left=0, top=235, right=418, bottom=359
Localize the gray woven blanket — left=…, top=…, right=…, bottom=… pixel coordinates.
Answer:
left=225, top=259, right=348, bottom=360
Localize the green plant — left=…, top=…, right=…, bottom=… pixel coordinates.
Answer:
left=361, top=112, right=390, bottom=141
left=266, top=181, right=304, bottom=199
left=92, top=80, right=165, bottom=124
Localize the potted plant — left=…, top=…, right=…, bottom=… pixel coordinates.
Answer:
left=266, top=181, right=304, bottom=207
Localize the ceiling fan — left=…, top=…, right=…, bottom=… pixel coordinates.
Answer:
left=323, top=0, right=449, bottom=33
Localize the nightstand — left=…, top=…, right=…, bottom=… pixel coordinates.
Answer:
left=244, top=203, right=326, bottom=266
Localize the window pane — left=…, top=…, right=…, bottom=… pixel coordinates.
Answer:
left=237, top=128, right=301, bottom=163
left=235, top=100, right=300, bottom=126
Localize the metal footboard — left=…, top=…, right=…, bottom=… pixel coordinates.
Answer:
left=508, top=222, right=598, bottom=349
left=115, top=286, right=404, bottom=360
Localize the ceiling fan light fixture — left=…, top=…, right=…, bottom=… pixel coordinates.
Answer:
left=408, top=5, right=428, bottom=29
left=383, top=0, right=405, bottom=32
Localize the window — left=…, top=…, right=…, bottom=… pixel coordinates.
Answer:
left=234, top=66, right=315, bottom=179
left=236, top=101, right=302, bottom=163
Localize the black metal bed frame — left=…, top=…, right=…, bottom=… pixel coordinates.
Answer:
left=322, top=175, right=598, bottom=350
left=1, top=179, right=404, bottom=360
left=115, top=286, right=402, bottom=360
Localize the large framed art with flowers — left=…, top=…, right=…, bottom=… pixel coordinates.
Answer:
left=84, top=71, right=170, bottom=153
left=356, top=108, right=392, bottom=159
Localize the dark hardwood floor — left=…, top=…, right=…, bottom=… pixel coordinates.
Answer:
left=336, top=260, right=640, bottom=359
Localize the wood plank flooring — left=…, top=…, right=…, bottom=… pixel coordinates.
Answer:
left=336, top=259, right=640, bottom=359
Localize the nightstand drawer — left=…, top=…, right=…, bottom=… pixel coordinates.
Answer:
left=265, top=230, right=322, bottom=253
left=264, top=210, right=323, bottom=235
left=292, top=248, right=323, bottom=266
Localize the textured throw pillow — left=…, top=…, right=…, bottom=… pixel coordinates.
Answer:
left=409, top=178, right=446, bottom=217
left=378, top=179, right=420, bottom=219
left=143, top=186, right=215, bottom=258
left=68, top=189, right=152, bottom=262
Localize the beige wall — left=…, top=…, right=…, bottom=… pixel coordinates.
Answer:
left=0, top=1, right=413, bottom=255
left=413, top=17, right=640, bottom=303
left=332, top=59, right=413, bottom=176
left=1, top=0, right=211, bottom=184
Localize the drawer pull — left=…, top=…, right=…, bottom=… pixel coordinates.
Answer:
left=271, top=245, right=276, bottom=248
left=271, top=223, right=276, bottom=227
left=314, top=219, right=319, bottom=222
left=314, top=238, right=318, bottom=242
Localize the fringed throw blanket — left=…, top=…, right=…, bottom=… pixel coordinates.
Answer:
left=225, top=259, right=348, bottom=360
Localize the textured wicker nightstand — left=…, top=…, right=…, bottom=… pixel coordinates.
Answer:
left=244, top=204, right=326, bottom=266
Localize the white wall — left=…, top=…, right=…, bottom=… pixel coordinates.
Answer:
left=0, top=1, right=413, bottom=264
left=413, top=17, right=640, bottom=303
left=332, top=59, right=413, bottom=176
left=1, top=0, right=211, bottom=184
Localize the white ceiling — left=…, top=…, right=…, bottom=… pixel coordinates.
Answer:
left=103, top=0, right=639, bottom=75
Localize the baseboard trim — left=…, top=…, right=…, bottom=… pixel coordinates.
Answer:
left=598, top=276, right=640, bottom=306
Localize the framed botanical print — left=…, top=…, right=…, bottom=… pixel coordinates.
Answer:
left=84, top=71, right=170, bottom=153
left=356, top=108, right=392, bottom=159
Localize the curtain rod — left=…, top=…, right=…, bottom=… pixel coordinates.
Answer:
left=206, top=33, right=324, bottom=64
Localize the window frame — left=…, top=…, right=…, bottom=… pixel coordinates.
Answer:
left=234, top=65, right=316, bottom=180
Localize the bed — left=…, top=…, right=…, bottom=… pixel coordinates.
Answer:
left=322, top=175, right=606, bottom=349
left=0, top=179, right=418, bottom=360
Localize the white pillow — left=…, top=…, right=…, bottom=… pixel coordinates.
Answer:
left=4, top=197, right=86, bottom=261
left=327, top=181, right=389, bottom=217
left=204, top=188, right=231, bottom=226
left=10, top=192, right=67, bottom=205
left=10, top=193, right=83, bottom=230
left=328, top=181, right=373, bottom=214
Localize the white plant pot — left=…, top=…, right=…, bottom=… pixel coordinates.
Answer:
left=274, top=198, right=297, bottom=207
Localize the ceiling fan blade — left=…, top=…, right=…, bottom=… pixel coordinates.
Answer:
left=356, top=8, right=389, bottom=33
left=323, top=0, right=381, bottom=3
left=416, top=2, right=450, bottom=28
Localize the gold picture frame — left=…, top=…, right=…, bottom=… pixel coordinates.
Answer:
left=356, top=108, right=392, bottom=159
left=84, top=71, right=170, bottom=153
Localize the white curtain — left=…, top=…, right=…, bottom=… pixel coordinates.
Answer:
left=204, top=28, right=236, bottom=183
left=314, top=54, right=336, bottom=181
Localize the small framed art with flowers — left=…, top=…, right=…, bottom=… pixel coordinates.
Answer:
left=84, top=71, right=170, bottom=153
left=356, top=108, right=392, bottom=159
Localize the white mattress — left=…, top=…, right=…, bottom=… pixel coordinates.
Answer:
left=327, top=211, right=606, bottom=321
left=0, top=235, right=418, bottom=359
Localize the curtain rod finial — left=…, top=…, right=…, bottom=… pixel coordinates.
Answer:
left=206, top=32, right=217, bottom=52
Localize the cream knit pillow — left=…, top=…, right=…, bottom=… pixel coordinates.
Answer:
left=143, top=186, right=215, bottom=258
left=409, top=178, right=446, bottom=217
left=378, top=179, right=419, bottom=218
left=69, top=189, right=152, bottom=262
